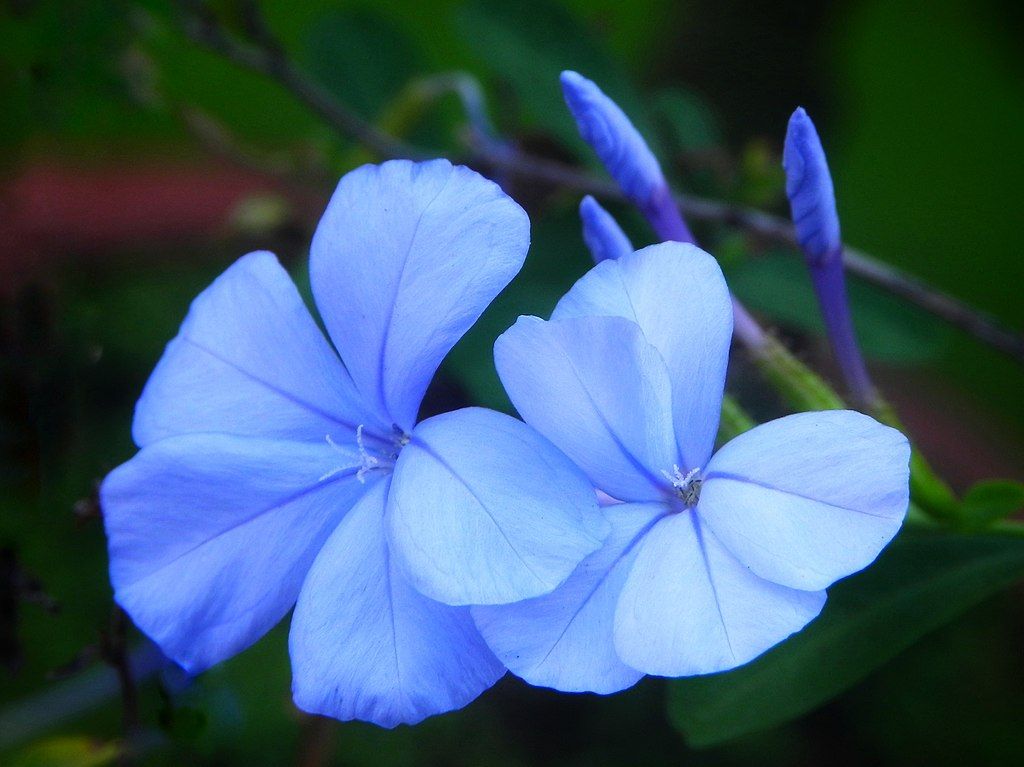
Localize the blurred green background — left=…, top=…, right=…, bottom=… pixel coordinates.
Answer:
left=2, top=0, right=1023, bottom=764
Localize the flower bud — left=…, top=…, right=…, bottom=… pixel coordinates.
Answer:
left=783, top=107, right=842, bottom=265
left=579, top=195, right=633, bottom=263
left=561, top=71, right=665, bottom=208
left=783, top=108, right=875, bottom=407
left=561, top=71, right=694, bottom=244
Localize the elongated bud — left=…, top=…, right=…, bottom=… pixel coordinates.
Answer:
left=783, top=107, right=875, bottom=408
left=560, top=71, right=768, bottom=350
left=561, top=71, right=694, bottom=244
left=579, top=196, right=633, bottom=263
left=560, top=71, right=663, bottom=205
left=783, top=107, right=842, bottom=265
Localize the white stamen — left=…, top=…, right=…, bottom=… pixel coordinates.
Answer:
left=662, top=464, right=703, bottom=507
left=318, top=427, right=388, bottom=484
left=318, top=464, right=352, bottom=482
left=355, top=424, right=382, bottom=483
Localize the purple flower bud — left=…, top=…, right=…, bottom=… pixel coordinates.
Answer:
left=784, top=108, right=875, bottom=408
left=579, top=195, right=633, bottom=263
left=560, top=71, right=665, bottom=207
left=783, top=107, right=842, bottom=265
left=561, top=71, right=695, bottom=244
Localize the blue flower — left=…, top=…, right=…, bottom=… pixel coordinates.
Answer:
left=579, top=195, right=633, bottom=264
left=474, top=242, right=910, bottom=692
left=100, top=159, right=607, bottom=726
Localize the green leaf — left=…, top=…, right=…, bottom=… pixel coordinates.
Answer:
left=454, top=0, right=654, bottom=154
left=302, top=9, right=425, bottom=120
left=961, top=480, right=1024, bottom=529
left=668, top=530, right=1024, bottom=748
left=9, top=737, right=121, bottom=767
left=651, top=88, right=722, bottom=153
left=726, top=251, right=950, bottom=364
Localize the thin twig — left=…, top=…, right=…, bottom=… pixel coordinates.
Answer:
left=295, top=715, right=337, bottom=767
left=101, top=608, right=141, bottom=735
left=176, top=0, right=421, bottom=161
left=675, top=194, right=1024, bottom=363
left=173, top=2, right=1024, bottom=364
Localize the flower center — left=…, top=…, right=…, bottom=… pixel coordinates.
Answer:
left=662, top=465, right=702, bottom=508
left=320, top=424, right=409, bottom=484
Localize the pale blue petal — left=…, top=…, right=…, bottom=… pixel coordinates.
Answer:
left=700, top=410, right=910, bottom=591
left=473, top=503, right=661, bottom=694
left=552, top=243, right=733, bottom=470
left=495, top=315, right=678, bottom=502
left=387, top=407, right=607, bottom=606
left=101, top=434, right=367, bottom=674
left=614, top=512, right=825, bottom=677
left=290, top=479, right=504, bottom=728
left=132, top=251, right=376, bottom=447
left=579, top=195, right=633, bottom=263
left=310, top=160, right=529, bottom=431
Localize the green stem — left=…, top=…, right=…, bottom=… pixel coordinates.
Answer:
left=989, top=519, right=1024, bottom=538
left=718, top=394, right=757, bottom=443
left=751, top=332, right=961, bottom=522
left=869, top=398, right=960, bottom=522
left=753, top=334, right=844, bottom=410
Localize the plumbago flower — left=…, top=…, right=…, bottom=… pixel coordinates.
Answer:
left=474, top=242, right=911, bottom=692
left=100, top=159, right=608, bottom=726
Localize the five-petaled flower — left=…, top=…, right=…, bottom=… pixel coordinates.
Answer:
left=100, top=159, right=608, bottom=727
left=474, top=241, right=910, bottom=693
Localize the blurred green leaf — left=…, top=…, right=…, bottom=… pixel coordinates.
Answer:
left=175, top=627, right=297, bottom=762
left=736, top=139, right=785, bottom=207
left=303, top=9, right=425, bottom=120
left=652, top=88, right=722, bottom=153
left=668, top=530, right=1024, bottom=747
left=455, top=0, right=654, bottom=154
left=0, top=2, right=179, bottom=151
left=961, top=480, right=1024, bottom=529
left=141, top=11, right=318, bottom=146
left=159, top=700, right=208, bottom=742
left=835, top=0, right=1024, bottom=441
left=10, top=737, right=121, bottom=767
left=727, top=251, right=949, bottom=364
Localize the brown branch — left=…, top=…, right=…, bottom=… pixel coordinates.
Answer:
left=101, top=608, right=141, bottom=735
left=173, top=2, right=1024, bottom=364
left=176, top=1, right=422, bottom=161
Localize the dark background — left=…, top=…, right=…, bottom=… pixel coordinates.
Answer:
left=2, top=0, right=1023, bottom=764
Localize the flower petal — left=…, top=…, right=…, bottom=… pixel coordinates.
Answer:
left=101, top=434, right=367, bottom=674
left=552, top=243, right=733, bottom=470
left=132, top=251, right=376, bottom=447
left=614, top=512, right=825, bottom=677
left=387, top=407, right=607, bottom=606
left=700, top=410, right=910, bottom=591
left=472, top=503, right=661, bottom=694
left=310, top=160, right=529, bottom=431
left=495, top=315, right=678, bottom=502
left=290, top=479, right=504, bottom=728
